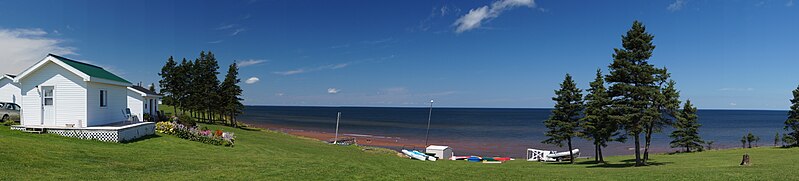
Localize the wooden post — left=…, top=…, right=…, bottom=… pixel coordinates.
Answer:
left=740, top=154, right=751, bottom=166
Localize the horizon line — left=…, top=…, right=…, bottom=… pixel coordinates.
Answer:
left=243, top=104, right=790, bottom=111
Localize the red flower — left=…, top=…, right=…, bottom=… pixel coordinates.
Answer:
left=215, top=130, right=223, bottom=137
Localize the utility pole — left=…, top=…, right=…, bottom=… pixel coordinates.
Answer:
left=424, top=100, right=434, bottom=147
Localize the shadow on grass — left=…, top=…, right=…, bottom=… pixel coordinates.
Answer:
left=583, top=159, right=673, bottom=168
left=122, top=134, right=162, bottom=144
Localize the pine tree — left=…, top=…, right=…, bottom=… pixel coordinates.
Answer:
left=784, top=84, right=799, bottom=147
left=741, top=136, right=747, bottom=148
left=775, top=132, right=780, bottom=147
left=581, top=69, right=621, bottom=163
left=220, top=63, right=244, bottom=126
left=543, top=74, right=583, bottom=164
left=158, top=56, right=177, bottom=114
left=149, top=83, right=156, bottom=92
left=746, top=132, right=758, bottom=148
left=669, top=100, right=703, bottom=152
left=175, top=58, right=191, bottom=115
left=605, top=20, right=664, bottom=166
left=644, top=79, right=680, bottom=161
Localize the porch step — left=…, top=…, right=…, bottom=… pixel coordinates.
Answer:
left=22, top=128, right=44, bottom=134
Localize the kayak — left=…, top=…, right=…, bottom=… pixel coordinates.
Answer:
left=450, top=156, right=471, bottom=160
left=402, top=150, right=428, bottom=161
left=493, top=157, right=512, bottom=161
left=412, top=150, right=437, bottom=161
left=467, top=156, right=482, bottom=162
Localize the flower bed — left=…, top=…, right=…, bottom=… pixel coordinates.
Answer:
left=156, top=122, right=235, bottom=146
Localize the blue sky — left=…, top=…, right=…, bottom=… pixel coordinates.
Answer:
left=0, top=0, right=797, bottom=109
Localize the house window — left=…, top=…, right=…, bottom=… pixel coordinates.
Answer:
left=100, top=90, right=108, bottom=107
left=144, top=99, right=148, bottom=109
left=43, top=87, right=54, bottom=106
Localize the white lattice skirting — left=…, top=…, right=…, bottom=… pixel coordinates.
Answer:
left=11, top=122, right=155, bottom=143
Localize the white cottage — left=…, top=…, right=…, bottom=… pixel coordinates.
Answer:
left=0, top=74, right=21, bottom=104
left=127, top=85, right=162, bottom=121
left=14, top=54, right=132, bottom=127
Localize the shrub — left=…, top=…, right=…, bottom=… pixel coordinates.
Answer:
left=175, top=114, right=196, bottom=127
left=143, top=113, right=152, bottom=122
left=155, top=121, right=235, bottom=146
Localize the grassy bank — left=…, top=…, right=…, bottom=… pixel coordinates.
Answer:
left=0, top=123, right=797, bottom=180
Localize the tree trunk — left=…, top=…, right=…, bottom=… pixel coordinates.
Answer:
left=594, top=144, right=599, bottom=162
left=598, top=145, right=604, bottom=163
left=568, top=137, right=574, bottom=164
left=634, top=133, right=643, bottom=166
left=748, top=141, right=752, bottom=148
left=644, top=124, right=653, bottom=161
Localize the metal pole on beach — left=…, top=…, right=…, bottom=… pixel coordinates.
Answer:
left=424, top=100, right=434, bottom=148
left=334, top=112, right=341, bottom=144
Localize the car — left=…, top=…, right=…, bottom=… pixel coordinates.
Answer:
left=0, top=102, right=21, bottom=122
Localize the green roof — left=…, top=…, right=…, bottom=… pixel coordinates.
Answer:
left=49, top=54, right=132, bottom=84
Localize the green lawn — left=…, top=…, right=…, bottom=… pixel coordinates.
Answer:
left=0, top=124, right=797, bottom=180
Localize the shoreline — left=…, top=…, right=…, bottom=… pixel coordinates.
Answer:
left=241, top=121, right=700, bottom=158
left=248, top=122, right=427, bottom=149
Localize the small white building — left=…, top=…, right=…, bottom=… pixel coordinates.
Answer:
left=425, top=145, right=453, bottom=160
left=14, top=54, right=133, bottom=127
left=0, top=74, right=21, bottom=104
left=127, top=85, right=162, bottom=121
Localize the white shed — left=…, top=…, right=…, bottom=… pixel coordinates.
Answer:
left=425, top=145, right=453, bottom=160
left=0, top=74, right=21, bottom=104
left=127, top=85, right=162, bottom=121
left=14, top=54, right=133, bottom=127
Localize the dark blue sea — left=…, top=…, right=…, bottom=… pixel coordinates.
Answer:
left=238, top=106, right=787, bottom=158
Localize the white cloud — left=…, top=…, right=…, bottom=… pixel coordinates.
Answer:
left=0, top=28, right=77, bottom=75
left=216, top=24, right=236, bottom=30
left=788, top=0, right=795, bottom=7
left=274, top=63, right=350, bottom=76
left=667, top=0, right=686, bottom=11
left=245, top=77, right=260, bottom=84
left=730, top=102, right=738, bottom=106
left=231, top=28, right=246, bottom=36
left=208, top=40, right=224, bottom=44
left=453, top=0, right=535, bottom=33
left=327, top=88, right=340, bottom=94
left=237, top=59, right=268, bottom=67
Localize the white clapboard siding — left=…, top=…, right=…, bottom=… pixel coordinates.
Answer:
left=127, top=90, right=144, bottom=121
left=19, top=62, right=87, bottom=126
left=0, top=78, right=21, bottom=104
left=86, top=81, right=127, bottom=126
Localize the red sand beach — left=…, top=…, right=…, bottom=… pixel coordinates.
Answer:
left=244, top=121, right=673, bottom=158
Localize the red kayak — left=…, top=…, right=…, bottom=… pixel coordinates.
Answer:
left=493, top=157, right=512, bottom=161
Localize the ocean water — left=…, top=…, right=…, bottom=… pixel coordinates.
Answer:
left=238, top=106, right=787, bottom=158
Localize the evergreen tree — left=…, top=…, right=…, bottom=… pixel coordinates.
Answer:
left=543, top=74, right=583, bottom=164
left=741, top=136, right=747, bottom=148
left=775, top=132, right=780, bottom=147
left=783, top=133, right=796, bottom=146
left=158, top=56, right=177, bottom=114
left=605, top=20, right=664, bottom=166
left=174, top=58, right=191, bottom=115
left=746, top=132, right=759, bottom=148
left=784, top=84, right=799, bottom=147
left=220, top=63, right=244, bottom=126
left=149, top=83, right=156, bottom=92
left=201, top=51, right=221, bottom=122
left=669, top=100, right=703, bottom=152
left=581, top=69, right=621, bottom=163
left=644, top=79, right=680, bottom=160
